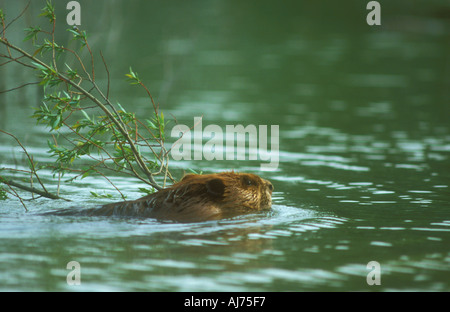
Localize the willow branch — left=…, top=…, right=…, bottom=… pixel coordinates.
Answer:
left=0, top=37, right=162, bottom=190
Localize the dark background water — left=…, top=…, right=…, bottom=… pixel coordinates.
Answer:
left=0, top=0, right=449, bottom=291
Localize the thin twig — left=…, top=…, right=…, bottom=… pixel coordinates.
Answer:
left=0, top=129, right=49, bottom=194
left=0, top=81, right=40, bottom=94
left=0, top=1, right=31, bottom=38
left=100, top=50, right=110, bottom=99
left=2, top=183, right=28, bottom=211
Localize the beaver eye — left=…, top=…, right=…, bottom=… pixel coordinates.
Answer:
left=243, top=176, right=253, bottom=186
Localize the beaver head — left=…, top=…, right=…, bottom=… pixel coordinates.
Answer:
left=135, top=171, right=274, bottom=221
left=178, top=171, right=273, bottom=211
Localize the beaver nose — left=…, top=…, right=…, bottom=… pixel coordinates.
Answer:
left=266, top=181, right=273, bottom=193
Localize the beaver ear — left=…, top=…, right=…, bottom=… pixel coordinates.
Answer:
left=206, top=178, right=225, bottom=197
left=181, top=174, right=197, bottom=182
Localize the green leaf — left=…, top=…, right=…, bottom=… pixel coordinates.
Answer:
left=138, top=187, right=155, bottom=196
left=31, top=61, right=47, bottom=71
left=0, top=187, right=7, bottom=200
left=80, top=109, right=91, bottom=122
left=67, top=28, right=87, bottom=47
left=81, top=169, right=95, bottom=179
left=52, top=114, right=61, bottom=129
left=146, top=119, right=157, bottom=130
left=24, top=26, right=41, bottom=43
left=90, top=191, right=113, bottom=198
left=125, top=67, right=141, bottom=85
left=188, top=168, right=203, bottom=175
left=39, top=1, right=56, bottom=23
left=117, top=102, right=127, bottom=113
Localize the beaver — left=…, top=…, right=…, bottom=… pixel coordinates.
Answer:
left=49, top=172, right=273, bottom=222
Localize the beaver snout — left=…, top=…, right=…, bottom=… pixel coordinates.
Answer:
left=259, top=179, right=273, bottom=210
left=265, top=180, right=274, bottom=193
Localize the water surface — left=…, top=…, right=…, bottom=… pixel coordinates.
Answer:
left=0, top=0, right=449, bottom=291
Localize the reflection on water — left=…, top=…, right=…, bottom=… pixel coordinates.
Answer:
left=0, top=202, right=349, bottom=291
left=1, top=0, right=449, bottom=291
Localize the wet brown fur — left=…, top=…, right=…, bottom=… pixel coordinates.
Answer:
left=50, top=172, right=273, bottom=222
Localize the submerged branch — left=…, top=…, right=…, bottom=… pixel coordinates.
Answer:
left=1, top=179, right=70, bottom=201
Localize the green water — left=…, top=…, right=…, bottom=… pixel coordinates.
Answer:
left=0, top=0, right=449, bottom=291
